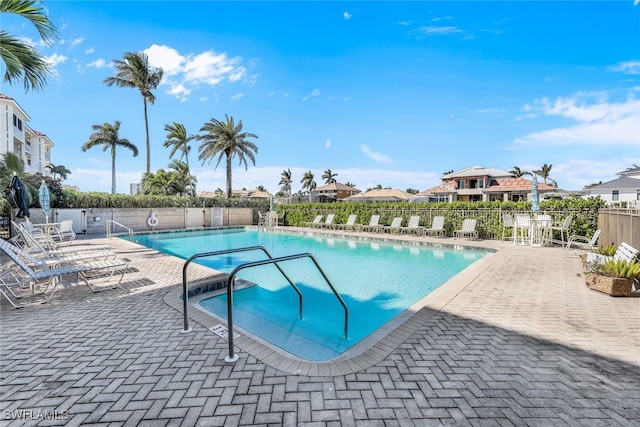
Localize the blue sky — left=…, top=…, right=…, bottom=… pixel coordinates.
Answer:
left=3, top=1, right=640, bottom=194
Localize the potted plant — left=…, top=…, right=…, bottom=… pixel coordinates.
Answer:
left=585, top=258, right=640, bottom=296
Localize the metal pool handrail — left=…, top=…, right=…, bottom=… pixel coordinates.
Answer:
left=224, top=253, right=349, bottom=363
left=106, top=220, right=133, bottom=239
left=181, top=246, right=301, bottom=333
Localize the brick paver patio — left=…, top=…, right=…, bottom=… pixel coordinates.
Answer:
left=1, top=230, right=639, bottom=426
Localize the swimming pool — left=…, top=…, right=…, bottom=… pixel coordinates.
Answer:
left=132, top=228, right=489, bottom=361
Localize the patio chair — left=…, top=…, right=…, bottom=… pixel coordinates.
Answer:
left=257, top=211, right=268, bottom=227
left=454, top=218, right=478, bottom=240
left=303, top=215, right=323, bottom=228
left=551, top=215, right=573, bottom=248
left=333, top=214, right=358, bottom=231
left=423, top=216, right=445, bottom=237
left=381, top=217, right=403, bottom=234
left=12, top=221, right=111, bottom=255
left=514, top=215, right=532, bottom=245
left=501, top=214, right=515, bottom=242
left=53, top=219, right=76, bottom=244
left=400, top=216, right=425, bottom=235
left=564, top=229, right=601, bottom=256
left=0, top=239, right=129, bottom=308
left=316, top=213, right=335, bottom=229
left=587, top=242, right=639, bottom=265
left=358, top=215, right=382, bottom=233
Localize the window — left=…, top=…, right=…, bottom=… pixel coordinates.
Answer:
left=637, top=190, right=640, bottom=201
left=457, top=179, right=465, bottom=189
left=13, top=114, right=17, bottom=126
left=612, top=190, right=619, bottom=201
left=18, top=118, right=22, bottom=131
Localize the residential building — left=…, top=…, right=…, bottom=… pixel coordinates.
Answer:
left=311, top=182, right=361, bottom=201
left=581, top=167, right=640, bottom=207
left=345, top=188, right=412, bottom=202
left=0, top=94, right=53, bottom=175
left=416, top=165, right=556, bottom=202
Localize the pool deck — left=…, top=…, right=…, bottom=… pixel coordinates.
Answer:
left=1, top=228, right=639, bottom=426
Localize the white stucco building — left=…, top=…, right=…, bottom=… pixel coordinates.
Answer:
left=582, top=167, right=640, bottom=207
left=0, top=94, right=53, bottom=175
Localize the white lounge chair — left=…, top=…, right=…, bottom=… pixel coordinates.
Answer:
left=0, top=240, right=128, bottom=308
left=564, top=229, right=601, bottom=256
left=454, top=218, right=477, bottom=240
left=381, top=217, right=403, bottom=234
left=587, top=242, right=639, bottom=265
left=400, top=216, right=425, bottom=235
left=333, top=214, right=358, bottom=231
left=358, top=215, right=382, bottom=233
left=423, top=216, right=445, bottom=237
left=317, top=213, right=335, bottom=229
left=303, top=215, right=323, bottom=228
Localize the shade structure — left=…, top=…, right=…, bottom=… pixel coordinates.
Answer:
left=531, top=174, right=540, bottom=213
left=39, top=181, right=51, bottom=221
left=9, top=174, right=30, bottom=218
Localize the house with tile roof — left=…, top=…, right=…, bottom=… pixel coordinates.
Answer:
left=311, top=182, right=361, bottom=201
left=581, top=167, right=640, bottom=207
left=415, top=165, right=556, bottom=203
left=345, top=188, right=412, bottom=202
left=0, top=94, right=53, bottom=176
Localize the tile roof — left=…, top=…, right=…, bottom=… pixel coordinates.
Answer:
left=485, top=177, right=555, bottom=192
left=314, top=182, right=361, bottom=192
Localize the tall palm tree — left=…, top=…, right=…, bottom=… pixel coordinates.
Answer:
left=46, top=163, right=71, bottom=180
left=81, top=121, right=139, bottom=194
left=163, top=122, right=194, bottom=194
left=197, top=115, right=258, bottom=198
left=103, top=51, right=163, bottom=174
left=300, top=170, right=316, bottom=202
left=279, top=168, right=292, bottom=198
left=322, top=169, right=337, bottom=184
left=0, top=0, right=59, bottom=92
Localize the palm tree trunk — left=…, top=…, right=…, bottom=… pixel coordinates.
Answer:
left=111, top=145, right=117, bottom=194
left=226, top=154, right=233, bottom=198
left=143, top=98, right=150, bottom=174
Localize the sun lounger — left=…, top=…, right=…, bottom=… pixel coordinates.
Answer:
left=303, top=215, right=323, bottom=228
left=454, top=218, right=477, bottom=240
left=423, top=216, right=445, bottom=237
left=358, top=215, right=382, bottom=233
left=332, top=214, right=358, bottom=231
left=587, top=242, right=639, bottom=265
left=316, top=213, right=335, bottom=229
left=0, top=239, right=128, bottom=308
left=399, top=215, right=425, bottom=235
left=381, top=217, right=403, bottom=234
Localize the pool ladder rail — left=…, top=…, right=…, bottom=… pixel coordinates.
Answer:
left=181, top=246, right=349, bottom=363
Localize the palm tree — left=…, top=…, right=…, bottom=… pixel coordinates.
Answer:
left=322, top=169, right=337, bottom=184
left=168, top=159, right=196, bottom=196
left=279, top=168, right=292, bottom=198
left=509, top=166, right=528, bottom=177
left=46, top=163, right=71, bottom=180
left=103, top=51, right=163, bottom=174
left=345, top=182, right=357, bottom=188
left=0, top=0, right=59, bottom=92
left=300, top=170, right=316, bottom=202
left=533, top=163, right=557, bottom=187
left=81, top=121, right=139, bottom=194
left=197, top=115, right=258, bottom=198
left=163, top=122, right=194, bottom=194
left=256, top=185, right=267, bottom=192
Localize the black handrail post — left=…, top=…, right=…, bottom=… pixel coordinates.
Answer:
left=225, top=275, right=238, bottom=362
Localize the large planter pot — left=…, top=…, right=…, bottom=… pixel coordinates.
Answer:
left=585, top=272, right=633, bottom=297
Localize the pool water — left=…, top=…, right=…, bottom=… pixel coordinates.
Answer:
left=132, top=228, right=487, bottom=361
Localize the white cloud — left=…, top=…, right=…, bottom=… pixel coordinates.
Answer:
left=230, top=93, right=244, bottom=101
left=414, top=26, right=462, bottom=36
left=360, top=145, right=393, bottom=164
left=70, top=38, right=84, bottom=47
left=45, top=53, right=67, bottom=67
left=514, top=92, right=640, bottom=147
left=143, top=44, right=248, bottom=101
left=607, top=60, right=640, bottom=75
left=343, top=11, right=352, bottom=20
left=86, top=58, right=107, bottom=68
left=325, top=139, right=331, bottom=149
left=302, top=89, right=320, bottom=101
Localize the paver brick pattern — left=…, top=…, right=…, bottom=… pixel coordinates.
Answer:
left=1, top=235, right=639, bottom=426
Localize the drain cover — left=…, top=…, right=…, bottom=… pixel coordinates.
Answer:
left=210, top=324, right=240, bottom=340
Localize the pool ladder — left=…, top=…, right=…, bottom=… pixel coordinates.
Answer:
left=181, top=246, right=349, bottom=363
